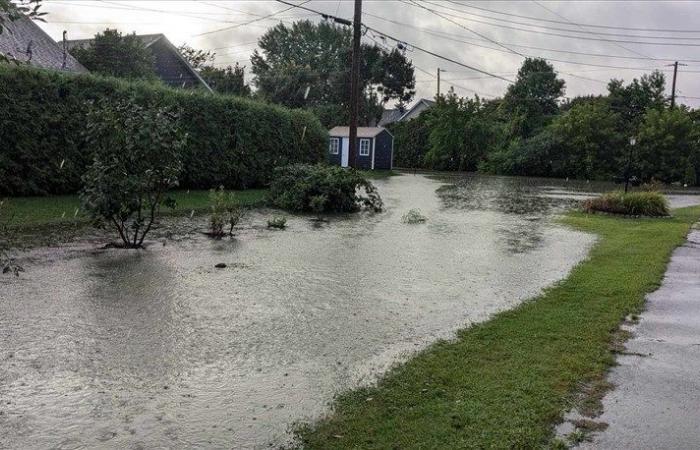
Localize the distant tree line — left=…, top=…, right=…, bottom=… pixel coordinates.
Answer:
left=392, top=58, right=700, bottom=186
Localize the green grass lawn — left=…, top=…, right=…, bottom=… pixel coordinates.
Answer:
left=2, top=189, right=267, bottom=228
left=296, top=207, right=700, bottom=449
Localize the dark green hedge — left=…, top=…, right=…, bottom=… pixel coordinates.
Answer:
left=0, top=65, right=328, bottom=195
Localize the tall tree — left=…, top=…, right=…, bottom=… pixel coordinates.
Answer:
left=501, top=58, right=565, bottom=138
left=251, top=20, right=415, bottom=126
left=607, top=70, right=667, bottom=129
left=70, top=29, right=156, bottom=80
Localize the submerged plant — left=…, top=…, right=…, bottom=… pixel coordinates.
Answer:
left=402, top=208, right=428, bottom=224
left=80, top=101, right=186, bottom=248
left=267, top=216, right=287, bottom=229
left=209, top=186, right=244, bottom=238
left=269, top=164, right=383, bottom=213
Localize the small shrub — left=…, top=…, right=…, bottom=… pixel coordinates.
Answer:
left=583, top=191, right=669, bottom=217
left=269, top=164, right=383, bottom=213
left=80, top=100, right=186, bottom=248
left=402, top=209, right=428, bottom=224
left=267, top=216, right=287, bottom=229
left=209, top=186, right=244, bottom=238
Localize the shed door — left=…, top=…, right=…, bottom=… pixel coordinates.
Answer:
left=341, top=138, right=349, bottom=167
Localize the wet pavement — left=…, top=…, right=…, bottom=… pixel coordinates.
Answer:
left=1, top=173, right=698, bottom=449
left=570, top=228, right=700, bottom=449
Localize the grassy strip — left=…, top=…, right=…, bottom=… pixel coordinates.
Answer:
left=2, top=189, right=268, bottom=228
left=296, top=207, right=700, bottom=449
left=360, top=170, right=401, bottom=180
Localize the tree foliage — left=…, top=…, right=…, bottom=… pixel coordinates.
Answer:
left=178, top=43, right=251, bottom=96
left=635, top=107, right=699, bottom=183
left=501, top=58, right=565, bottom=138
left=177, top=43, right=215, bottom=69
left=251, top=20, right=415, bottom=126
left=200, top=64, right=251, bottom=97
left=70, top=29, right=156, bottom=80
left=608, top=70, right=667, bottom=129
left=269, top=164, right=383, bottom=213
left=425, top=90, right=505, bottom=171
left=80, top=101, right=186, bottom=248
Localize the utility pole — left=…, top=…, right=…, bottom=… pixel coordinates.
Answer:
left=437, top=68, right=441, bottom=97
left=668, top=61, right=687, bottom=108
left=348, top=0, right=362, bottom=169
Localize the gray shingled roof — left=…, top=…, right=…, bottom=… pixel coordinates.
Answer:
left=0, top=13, right=87, bottom=73
left=378, top=108, right=404, bottom=127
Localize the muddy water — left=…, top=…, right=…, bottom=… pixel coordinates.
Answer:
left=0, top=174, right=598, bottom=449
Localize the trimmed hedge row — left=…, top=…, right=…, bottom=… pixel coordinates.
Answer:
left=0, top=65, right=328, bottom=196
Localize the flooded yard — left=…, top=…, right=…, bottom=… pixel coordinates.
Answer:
left=4, top=173, right=690, bottom=449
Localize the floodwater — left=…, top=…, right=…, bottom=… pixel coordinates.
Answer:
left=1, top=173, right=645, bottom=449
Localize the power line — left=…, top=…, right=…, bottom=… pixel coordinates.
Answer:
left=447, top=0, right=700, bottom=33
left=405, top=0, right=524, bottom=57
left=194, top=0, right=311, bottom=37
left=361, top=10, right=700, bottom=64
left=426, top=0, right=700, bottom=41
left=408, top=0, right=700, bottom=48
left=398, top=1, right=682, bottom=72
left=529, top=0, right=652, bottom=61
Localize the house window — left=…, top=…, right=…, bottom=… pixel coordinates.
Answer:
left=359, top=138, right=370, bottom=156
left=329, top=138, right=339, bottom=155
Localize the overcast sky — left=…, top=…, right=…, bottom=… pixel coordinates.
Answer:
left=36, top=0, right=700, bottom=108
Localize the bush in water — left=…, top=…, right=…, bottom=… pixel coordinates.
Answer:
left=267, top=216, right=287, bottom=229
left=80, top=101, right=186, bottom=248
left=269, top=164, right=383, bottom=213
left=402, top=209, right=428, bottom=224
left=209, top=186, right=244, bottom=238
left=583, top=191, right=669, bottom=217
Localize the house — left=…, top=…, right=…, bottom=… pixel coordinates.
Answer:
left=328, top=127, right=393, bottom=170
left=377, top=108, right=404, bottom=127
left=378, top=98, right=435, bottom=127
left=66, top=33, right=212, bottom=92
left=0, top=13, right=87, bottom=73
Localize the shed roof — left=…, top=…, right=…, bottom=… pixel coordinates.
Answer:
left=329, top=127, right=389, bottom=138
left=0, top=13, right=87, bottom=73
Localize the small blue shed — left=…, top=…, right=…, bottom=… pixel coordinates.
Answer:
left=327, top=126, right=394, bottom=170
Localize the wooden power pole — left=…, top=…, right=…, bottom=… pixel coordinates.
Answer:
left=669, top=61, right=687, bottom=108
left=671, top=61, right=679, bottom=108
left=437, top=68, right=441, bottom=97
left=348, top=0, right=362, bottom=168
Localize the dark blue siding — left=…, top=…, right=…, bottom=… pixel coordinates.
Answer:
left=373, top=130, right=393, bottom=170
